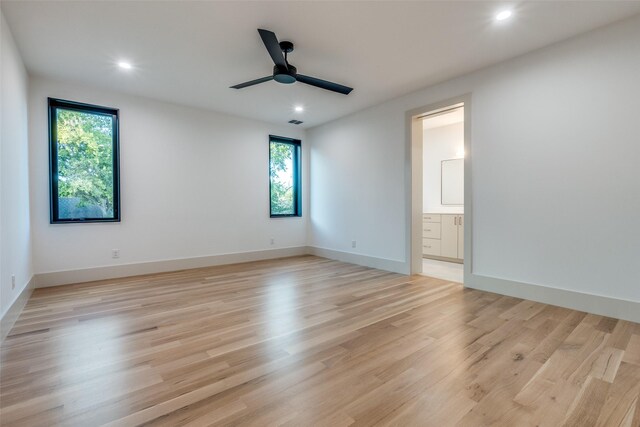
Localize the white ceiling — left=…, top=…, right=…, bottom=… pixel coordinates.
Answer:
left=3, top=1, right=640, bottom=128
left=423, top=108, right=464, bottom=130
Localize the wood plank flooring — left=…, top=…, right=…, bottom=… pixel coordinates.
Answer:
left=1, top=255, right=639, bottom=426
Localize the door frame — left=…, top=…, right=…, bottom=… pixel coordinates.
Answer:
left=404, top=93, right=472, bottom=280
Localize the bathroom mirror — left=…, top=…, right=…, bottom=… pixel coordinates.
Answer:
left=441, top=158, right=463, bottom=205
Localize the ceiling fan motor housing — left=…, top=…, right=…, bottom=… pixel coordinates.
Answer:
left=273, top=64, right=297, bottom=84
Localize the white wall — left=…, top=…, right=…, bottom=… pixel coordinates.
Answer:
left=423, top=122, right=464, bottom=214
left=29, top=77, right=307, bottom=278
left=1, top=13, right=33, bottom=317
left=308, top=103, right=406, bottom=265
left=308, top=14, right=640, bottom=305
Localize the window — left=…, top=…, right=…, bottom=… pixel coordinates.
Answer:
left=48, top=98, right=120, bottom=223
left=269, top=135, right=301, bottom=217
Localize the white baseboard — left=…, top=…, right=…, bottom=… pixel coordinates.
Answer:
left=11, top=248, right=638, bottom=342
left=36, top=246, right=407, bottom=288
left=307, top=246, right=408, bottom=274
left=465, top=272, right=640, bottom=324
left=1, top=275, right=36, bottom=342
left=35, top=246, right=309, bottom=288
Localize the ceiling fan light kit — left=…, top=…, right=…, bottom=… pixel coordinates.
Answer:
left=273, top=64, right=296, bottom=84
left=231, top=29, right=353, bottom=95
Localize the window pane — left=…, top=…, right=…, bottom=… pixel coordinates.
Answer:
left=56, top=108, right=115, bottom=219
left=270, top=141, right=295, bottom=215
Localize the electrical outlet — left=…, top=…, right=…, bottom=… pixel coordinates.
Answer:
left=352, top=240, right=357, bottom=248
left=11, top=275, right=16, bottom=290
left=112, top=249, right=120, bottom=259
left=270, top=238, right=275, bottom=245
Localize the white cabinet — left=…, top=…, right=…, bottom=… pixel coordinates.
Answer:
left=423, top=222, right=441, bottom=239
left=422, top=214, right=441, bottom=256
left=423, top=213, right=463, bottom=261
left=422, top=238, right=441, bottom=256
left=423, top=213, right=441, bottom=223
left=440, top=214, right=458, bottom=258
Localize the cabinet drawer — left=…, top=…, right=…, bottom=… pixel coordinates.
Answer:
left=422, top=238, right=441, bottom=256
left=423, top=214, right=441, bottom=223
left=422, top=222, right=441, bottom=239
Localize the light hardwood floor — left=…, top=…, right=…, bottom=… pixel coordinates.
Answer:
left=1, top=255, right=639, bottom=426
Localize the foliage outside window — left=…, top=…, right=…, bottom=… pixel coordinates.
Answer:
left=269, top=136, right=301, bottom=217
left=48, top=98, right=120, bottom=223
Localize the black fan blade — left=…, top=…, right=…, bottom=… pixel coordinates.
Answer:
left=296, top=74, right=353, bottom=95
left=230, top=76, right=274, bottom=89
left=258, top=29, right=287, bottom=69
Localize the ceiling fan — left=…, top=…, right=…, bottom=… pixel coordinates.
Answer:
left=230, top=29, right=353, bottom=95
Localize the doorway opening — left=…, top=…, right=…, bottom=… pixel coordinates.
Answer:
left=410, top=101, right=467, bottom=283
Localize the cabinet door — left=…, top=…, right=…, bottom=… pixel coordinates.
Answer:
left=422, top=238, right=441, bottom=256
left=457, top=215, right=464, bottom=260
left=423, top=214, right=441, bottom=223
left=423, top=222, right=441, bottom=239
left=440, top=214, right=458, bottom=258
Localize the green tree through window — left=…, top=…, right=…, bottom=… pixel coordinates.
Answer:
left=269, top=137, right=301, bottom=217
left=49, top=98, right=120, bottom=223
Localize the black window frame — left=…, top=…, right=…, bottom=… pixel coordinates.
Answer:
left=269, top=135, right=302, bottom=218
left=48, top=97, right=121, bottom=224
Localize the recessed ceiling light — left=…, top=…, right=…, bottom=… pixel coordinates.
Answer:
left=294, top=105, right=304, bottom=113
left=495, top=10, right=513, bottom=21
left=118, top=61, right=133, bottom=70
